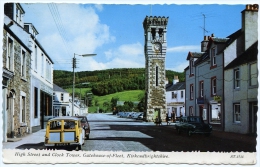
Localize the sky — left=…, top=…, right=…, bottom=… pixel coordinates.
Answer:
left=5, top=2, right=251, bottom=72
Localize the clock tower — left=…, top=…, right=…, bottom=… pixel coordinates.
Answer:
left=143, top=16, right=169, bottom=122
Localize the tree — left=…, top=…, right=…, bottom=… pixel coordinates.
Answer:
left=103, top=101, right=110, bottom=112
left=111, top=97, right=119, bottom=111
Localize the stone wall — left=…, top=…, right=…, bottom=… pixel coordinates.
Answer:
left=3, top=29, right=31, bottom=138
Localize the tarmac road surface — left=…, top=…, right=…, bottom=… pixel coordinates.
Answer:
left=2, top=113, right=256, bottom=152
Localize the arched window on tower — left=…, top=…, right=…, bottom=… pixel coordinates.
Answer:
left=156, top=66, right=159, bottom=86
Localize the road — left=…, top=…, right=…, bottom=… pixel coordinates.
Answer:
left=84, top=113, right=256, bottom=152
left=5, top=113, right=256, bottom=152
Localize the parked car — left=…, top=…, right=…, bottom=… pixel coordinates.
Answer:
left=43, top=116, right=57, bottom=122
left=44, top=116, right=85, bottom=150
left=136, top=114, right=143, bottom=120
left=132, top=112, right=143, bottom=119
left=74, top=115, right=90, bottom=140
left=175, top=116, right=212, bottom=136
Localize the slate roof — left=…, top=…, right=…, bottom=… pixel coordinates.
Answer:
left=217, top=29, right=243, bottom=54
left=53, top=84, right=68, bottom=93
left=166, top=82, right=185, bottom=92
left=186, top=52, right=204, bottom=60
left=224, top=41, right=258, bottom=70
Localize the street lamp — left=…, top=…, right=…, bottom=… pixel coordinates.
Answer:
left=72, top=53, right=96, bottom=116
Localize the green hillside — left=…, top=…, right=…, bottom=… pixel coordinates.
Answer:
left=55, top=68, right=184, bottom=113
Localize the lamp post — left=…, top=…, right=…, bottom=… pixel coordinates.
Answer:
left=72, top=53, right=96, bottom=116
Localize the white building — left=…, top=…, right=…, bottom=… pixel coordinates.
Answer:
left=24, top=22, right=54, bottom=131
left=166, top=76, right=185, bottom=118
left=53, top=84, right=88, bottom=116
left=53, top=84, right=70, bottom=116
left=224, top=4, right=258, bottom=134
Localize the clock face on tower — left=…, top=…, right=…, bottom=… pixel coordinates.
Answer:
left=153, top=42, right=161, bottom=52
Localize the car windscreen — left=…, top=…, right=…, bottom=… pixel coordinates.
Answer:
left=188, top=117, right=201, bottom=123
left=79, top=117, right=87, bottom=123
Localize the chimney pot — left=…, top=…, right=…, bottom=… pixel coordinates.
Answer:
left=246, top=5, right=250, bottom=10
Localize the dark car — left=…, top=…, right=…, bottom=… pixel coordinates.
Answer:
left=74, top=115, right=90, bottom=139
left=175, top=116, right=212, bottom=136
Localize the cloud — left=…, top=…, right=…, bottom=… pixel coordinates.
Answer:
left=21, top=3, right=115, bottom=71
left=100, top=42, right=145, bottom=69
left=167, top=45, right=201, bottom=53
left=94, top=4, right=103, bottom=11
left=166, top=61, right=189, bottom=72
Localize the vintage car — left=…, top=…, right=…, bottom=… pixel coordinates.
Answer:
left=44, top=116, right=85, bottom=150
left=74, top=115, right=90, bottom=140
left=175, top=116, right=212, bottom=136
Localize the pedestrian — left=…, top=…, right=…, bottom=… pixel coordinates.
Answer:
left=171, top=111, right=176, bottom=122
left=166, top=114, right=169, bottom=125
left=155, top=116, right=159, bottom=126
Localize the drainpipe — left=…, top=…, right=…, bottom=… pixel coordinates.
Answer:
left=222, top=52, right=225, bottom=131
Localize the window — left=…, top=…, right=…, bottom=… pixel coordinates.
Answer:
left=34, top=45, right=37, bottom=70
left=45, top=59, right=52, bottom=81
left=189, top=58, right=194, bottom=76
left=34, top=87, right=38, bottom=118
left=249, top=63, right=257, bottom=86
left=200, top=81, right=204, bottom=97
left=189, top=106, right=193, bottom=116
left=211, top=77, right=217, bottom=96
left=234, top=103, right=240, bottom=123
left=156, top=66, right=158, bottom=86
left=211, top=47, right=216, bottom=66
left=21, top=50, right=26, bottom=77
left=21, top=96, right=26, bottom=123
left=181, top=91, right=184, bottom=98
left=41, top=54, right=44, bottom=76
left=61, top=93, right=64, bottom=101
left=16, top=7, right=20, bottom=23
left=234, top=68, right=240, bottom=89
left=7, top=38, right=13, bottom=70
left=172, top=92, right=177, bottom=99
left=190, top=84, right=194, bottom=100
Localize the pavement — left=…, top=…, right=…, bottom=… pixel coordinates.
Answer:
left=2, top=129, right=46, bottom=149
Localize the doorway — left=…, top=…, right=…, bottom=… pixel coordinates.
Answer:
left=249, top=102, right=257, bottom=134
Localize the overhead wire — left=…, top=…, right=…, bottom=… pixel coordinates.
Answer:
left=47, top=3, right=73, bottom=69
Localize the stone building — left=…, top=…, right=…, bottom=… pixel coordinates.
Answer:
left=143, top=16, right=169, bottom=122
left=3, top=3, right=32, bottom=139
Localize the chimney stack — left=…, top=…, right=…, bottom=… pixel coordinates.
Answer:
left=201, top=36, right=209, bottom=52
left=173, top=75, right=179, bottom=85
left=242, top=4, right=258, bottom=51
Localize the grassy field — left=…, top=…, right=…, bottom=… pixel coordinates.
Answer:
left=89, top=90, right=145, bottom=113
left=65, top=88, right=145, bottom=113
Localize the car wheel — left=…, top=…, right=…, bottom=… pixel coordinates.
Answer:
left=188, top=130, right=192, bottom=136
left=85, top=134, right=89, bottom=140
left=76, top=145, right=82, bottom=151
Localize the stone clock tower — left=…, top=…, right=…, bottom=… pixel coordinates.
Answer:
left=143, top=16, right=169, bottom=122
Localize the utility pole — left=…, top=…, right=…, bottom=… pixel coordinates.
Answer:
left=72, top=55, right=76, bottom=116
left=72, top=53, right=96, bottom=116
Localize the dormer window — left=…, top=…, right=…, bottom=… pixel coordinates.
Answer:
left=15, top=4, right=24, bottom=26
left=189, top=58, right=194, bottom=76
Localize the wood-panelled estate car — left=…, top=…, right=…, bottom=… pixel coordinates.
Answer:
left=44, top=116, right=85, bottom=150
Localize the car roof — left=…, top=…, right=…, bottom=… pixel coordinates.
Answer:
left=49, top=116, right=81, bottom=121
